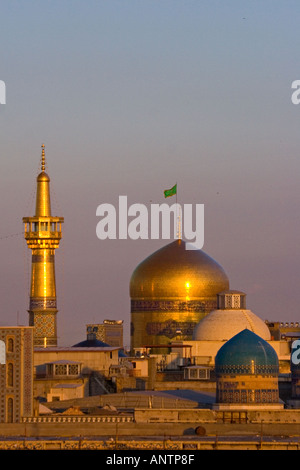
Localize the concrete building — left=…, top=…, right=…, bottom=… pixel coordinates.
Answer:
left=34, top=346, right=120, bottom=400
left=266, top=320, right=300, bottom=341
left=86, top=320, right=124, bottom=348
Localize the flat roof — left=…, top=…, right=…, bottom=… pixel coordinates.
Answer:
left=143, top=344, right=192, bottom=349
left=52, top=384, right=83, bottom=389
left=45, top=359, right=82, bottom=365
left=34, top=346, right=120, bottom=352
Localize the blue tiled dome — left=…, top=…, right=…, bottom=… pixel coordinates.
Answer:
left=215, top=328, right=279, bottom=375
left=72, top=338, right=110, bottom=347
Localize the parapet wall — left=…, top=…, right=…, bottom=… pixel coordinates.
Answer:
left=134, top=409, right=215, bottom=423
left=134, top=408, right=300, bottom=424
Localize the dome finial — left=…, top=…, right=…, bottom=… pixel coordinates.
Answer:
left=41, top=144, right=45, bottom=171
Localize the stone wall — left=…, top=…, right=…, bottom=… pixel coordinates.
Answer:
left=0, top=436, right=299, bottom=450
left=1, top=419, right=300, bottom=444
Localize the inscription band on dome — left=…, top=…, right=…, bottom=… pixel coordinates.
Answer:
left=146, top=319, right=196, bottom=338
left=131, top=299, right=216, bottom=313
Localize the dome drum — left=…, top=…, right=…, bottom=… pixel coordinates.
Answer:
left=216, top=380, right=279, bottom=405
left=131, top=311, right=205, bottom=351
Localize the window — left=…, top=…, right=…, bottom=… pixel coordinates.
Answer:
left=7, top=338, right=14, bottom=353
left=241, top=390, right=247, bottom=403
left=189, top=369, right=198, bottom=379
left=68, top=364, right=79, bottom=376
left=7, top=398, right=13, bottom=423
left=232, top=295, right=241, bottom=308
left=7, top=363, right=13, bottom=387
left=198, top=368, right=209, bottom=379
left=261, top=390, right=267, bottom=403
left=55, top=364, right=67, bottom=376
left=0, top=340, right=6, bottom=365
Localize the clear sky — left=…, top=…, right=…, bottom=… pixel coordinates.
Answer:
left=0, top=1, right=299, bottom=347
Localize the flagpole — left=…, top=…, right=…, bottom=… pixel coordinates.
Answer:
left=164, top=183, right=181, bottom=240
left=176, top=182, right=181, bottom=240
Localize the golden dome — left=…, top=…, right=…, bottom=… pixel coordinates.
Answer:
left=130, top=239, right=229, bottom=300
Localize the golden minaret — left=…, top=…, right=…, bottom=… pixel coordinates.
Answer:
left=23, top=145, right=64, bottom=347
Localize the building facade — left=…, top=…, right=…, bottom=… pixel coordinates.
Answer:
left=0, top=327, right=34, bottom=422
left=34, top=346, right=120, bottom=400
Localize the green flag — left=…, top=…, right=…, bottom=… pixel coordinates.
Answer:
left=164, top=184, right=177, bottom=198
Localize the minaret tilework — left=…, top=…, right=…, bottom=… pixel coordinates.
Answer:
left=23, top=145, right=64, bottom=347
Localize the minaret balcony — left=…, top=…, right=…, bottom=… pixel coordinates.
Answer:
left=23, top=216, right=64, bottom=242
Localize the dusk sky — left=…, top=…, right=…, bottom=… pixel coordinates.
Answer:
left=0, top=1, right=299, bottom=348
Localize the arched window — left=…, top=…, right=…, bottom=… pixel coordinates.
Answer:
left=7, top=363, right=13, bottom=387
left=0, top=340, right=6, bottom=364
left=7, top=398, right=13, bottom=423
left=7, top=338, right=14, bottom=353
